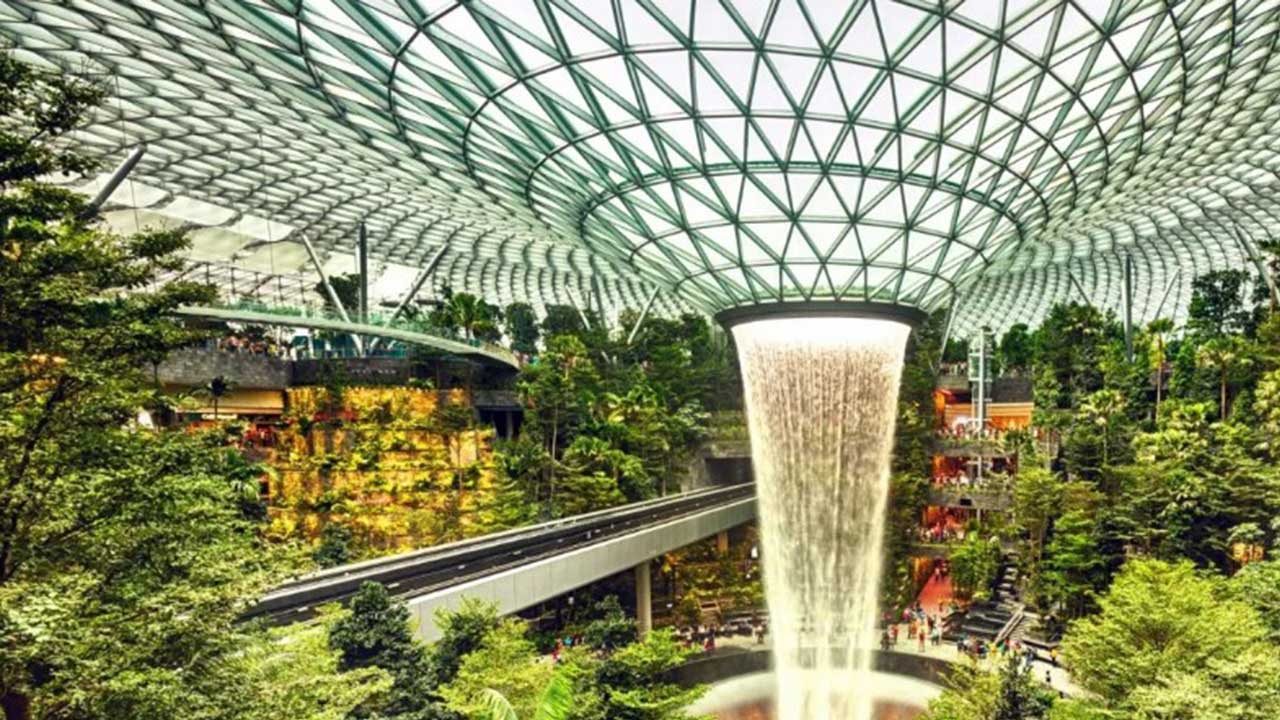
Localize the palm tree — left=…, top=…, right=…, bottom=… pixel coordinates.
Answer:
left=204, top=375, right=232, bottom=420
left=446, top=292, right=499, bottom=340
left=479, top=674, right=573, bottom=720
left=1195, top=336, right=1254, bottom=419
left=1079, top=389, right=1126, bottom=466
left=1145, top=318, right=1175, bottom=417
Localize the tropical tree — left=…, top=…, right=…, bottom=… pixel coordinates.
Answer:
left=997, top=323, right=1034, bottom=374
left=1011, top=464, right=1064, bottom=603
left=1060, top=558, right=1275, bottom=705
left=540, top=305, right=589, bottom=340
left=1041, top=510, right=1104, bottom=618
left=429, top=597, right=502, bottom=688
left=1076, top=388, right=1129, bottom=468
left=316, top=273, right=362, bottom=315
left=1195, top=335, right=1256, bottom=419
left=949, top=534, right=1001, bottom=600
left=503, top=302, right=541, bottom=355
left=441, top=292, right=501, bottom=341
left=1186, top=269, right=1253, bottom=338
left=438, top=619, right=553, bottom=719
left=0, top=53, right=343, bottom=720
left=1145, top=318, right=1175, bottom=416
left=328, top=582, right=449, bottom=719
left=204, top=374, right=233, bottom=418
left=478, top=674, right=573, bottom=720
left=1229, top=559, right=1280, bottom=643
left=517, top=335, right=600, bottom=516
left=238, top=612, right=392, bottom=720
left=1255, top=368, right=1280, bottom=458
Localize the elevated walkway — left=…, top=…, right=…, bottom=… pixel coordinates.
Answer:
left=173, top=304, right=519, bottom=369
left=247, top=483, right=756, bottom=642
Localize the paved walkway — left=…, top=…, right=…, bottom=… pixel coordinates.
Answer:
left=714, top=624, right=1082, bottom=698
left=882, top=625, right=1082, bottom=697
left=915, top=572, right=954, bottom=614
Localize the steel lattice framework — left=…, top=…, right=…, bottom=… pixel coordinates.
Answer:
left=4, top=0, right=1279, bottom=332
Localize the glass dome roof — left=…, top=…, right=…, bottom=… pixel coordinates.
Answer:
left=4, top=0, right=1278, bottom=332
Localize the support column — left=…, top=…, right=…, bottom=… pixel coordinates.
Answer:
left=357, top=222, right=369, bottom=324
left=1121, top=254, right=1134, bottom=362
left=716, top=530, right=730, bottom=555
left=635, top=560, right=652, bottom=637
left=80, top=144, right=146, bottom=220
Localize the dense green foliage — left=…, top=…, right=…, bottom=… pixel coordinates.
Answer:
left=928, top=262, right=1280, bottom=717
left=1061, top=559, right=1279, bottom=711
left=329, top=582, right=452, bottom=719
left=924, top=659, right=1054, bottom=720
left=497, top=305, right=737, bottom=520
left=0, top=54, right=379, bottom=720
left=948, top=534, right=1002, bottom=601
left=321, top=587, right=704, bottom=720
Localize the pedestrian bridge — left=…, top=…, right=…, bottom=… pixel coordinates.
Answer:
left=247, top=483, right=757, bottom=642
left=173, top=304, right=519, bottom=369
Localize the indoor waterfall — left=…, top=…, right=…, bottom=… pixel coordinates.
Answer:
left=732, top=316, right=911, bottom=720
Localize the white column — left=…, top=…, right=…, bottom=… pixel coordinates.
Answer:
left=635, top=560, right=652, bottom=636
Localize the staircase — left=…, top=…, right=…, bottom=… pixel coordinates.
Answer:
left=945, top=557, right=1024, bottom=642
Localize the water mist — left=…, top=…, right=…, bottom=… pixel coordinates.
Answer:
left=731, top=316, right=911, bottom=720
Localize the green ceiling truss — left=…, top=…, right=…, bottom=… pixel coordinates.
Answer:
left=4, top=0, right=1279, bottom=333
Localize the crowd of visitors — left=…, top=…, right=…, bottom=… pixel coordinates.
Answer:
left=918, top=512, right=967, bottom=544
left=880, top=604, right=946, bottom=653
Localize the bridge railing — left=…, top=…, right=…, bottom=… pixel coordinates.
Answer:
left=195, top=299, right=517, bottom=364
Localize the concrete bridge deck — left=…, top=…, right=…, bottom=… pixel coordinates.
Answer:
left=174, top=304, right=519, bottom=368
left=247, top=483, right=757, bottom=641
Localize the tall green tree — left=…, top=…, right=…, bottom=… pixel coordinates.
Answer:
left=438, top=619, right=552, bottom=720
left=1186, top=269, right=1254, bottom=339
left=328, top=582, right=453, bottom=720
left=1194, top=335, right=1256, bottom=419
left=1228, top=559, right=1280, bottom=643
left=503, top=302, right=541, bottom=355
left=1031, top=303, right=1118, bottom=409
left=443, top=293, right=501, bottom=342
left=0, top=54, right=350, bottom=720
left=316, top=273, right=362, bottom=315
left=949, top=534, right=1001, bottom=600
left=517, top=335, right=600, bottom=516
left=429, top=598, right=502, bottom=689
left=1146, top=318, right=1175, bottom=417
left=998, top=323, right=1034, bottom=374
left=1041, top=510, right=1104, bottom=618
left=1011, top=463, right=1064, bottom=604
left=1060, top=558, right=1275, bottom=706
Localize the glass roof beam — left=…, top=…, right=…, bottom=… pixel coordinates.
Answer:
left=388, top=244, right=449, bottom=324
left=1152, top=269, right=1182, bottom=325
left=357, top=222, right=369, bottom=324
left=626, top=286, right=661, bottom=346
left=300, top=231, right=363, bottom=355
left=1067, top=271, right=1092, bottom=308
left=1235, top=227, right=1279, bottom=313
left=81, top=144, right=147, bottom=221
left=1122, top=253, right=1134, bottom=362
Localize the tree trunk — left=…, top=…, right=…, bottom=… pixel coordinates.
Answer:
left=1221, top=370, right=1228, bottom=419
left=547, top=412, right=558, bottom=518
left=2, top=691, right=30, bottom=720
left=1154, top=368, right=1163, bottom=417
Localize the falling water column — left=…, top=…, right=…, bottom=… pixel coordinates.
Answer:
left=729, top=314, right=912, bottom=720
